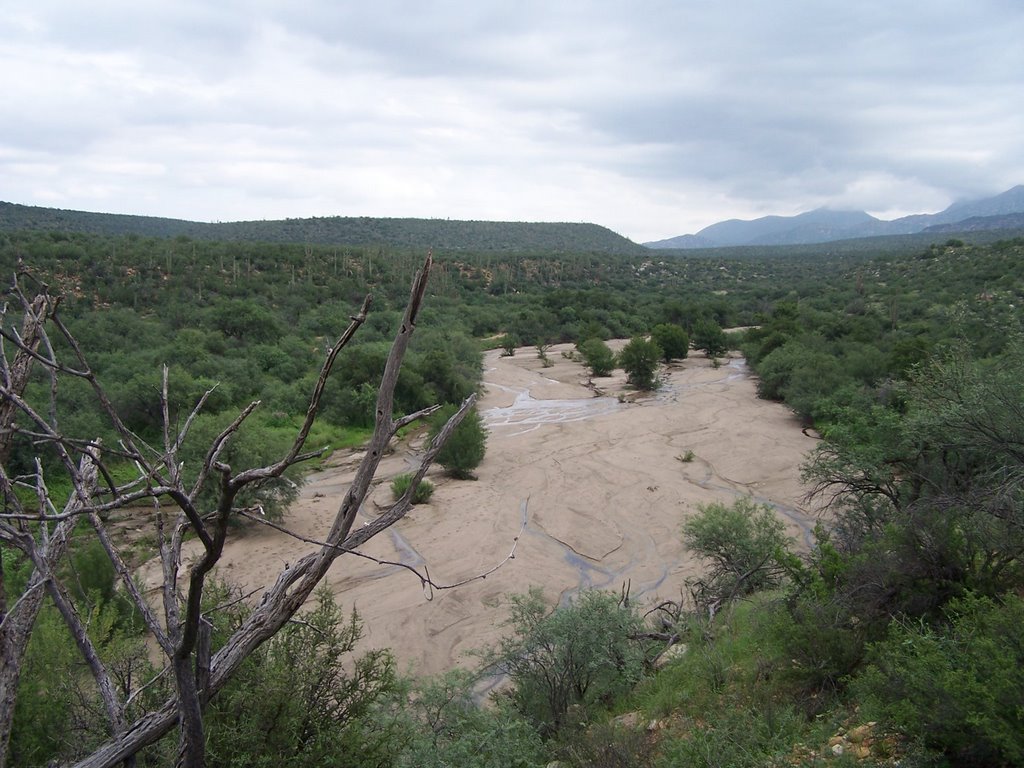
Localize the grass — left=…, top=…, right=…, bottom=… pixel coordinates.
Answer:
left=628, top=594, right=856, bottom=767
left=390, top=473, right=434, bottom=504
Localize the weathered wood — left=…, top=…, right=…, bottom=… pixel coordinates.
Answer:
left=0, top=254, right=488, bottom=768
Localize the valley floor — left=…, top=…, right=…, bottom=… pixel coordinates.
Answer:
left=147, top=343, right=821, bottom=675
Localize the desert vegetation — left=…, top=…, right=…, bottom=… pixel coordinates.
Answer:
left=1, top=221, right=1023, bottom=766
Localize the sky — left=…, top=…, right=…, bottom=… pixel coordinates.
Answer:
left=2, top=1, right=1023, bottom=243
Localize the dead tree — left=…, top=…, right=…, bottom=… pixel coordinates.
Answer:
left=0, top=254, right=475, bottom=768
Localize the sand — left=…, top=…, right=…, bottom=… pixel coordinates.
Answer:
left=162, top=342, right=821, bottom=677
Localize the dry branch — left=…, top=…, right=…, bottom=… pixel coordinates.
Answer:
left=0, top=253, right=498, bottom=768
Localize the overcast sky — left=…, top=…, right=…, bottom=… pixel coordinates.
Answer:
left=2, top=1, right=1023, bottom=242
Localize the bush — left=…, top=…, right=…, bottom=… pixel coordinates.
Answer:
left=390, top=473, right=434, bottom=504
left=577, top=337, right=616, bottom=377
left=692, top=319, right=729, bottom=358
left=682, top=498, right=794, bottom=605
left=851, top=592, right=1024, bottom=767
left=618, top=336, right=662, bottom=390
left=489, top=589, right=645, bottom=737
left=500, top=334, right=518, bottom=356
left=399, top=670, right=546, bottom=768
left=657, top=702, right=807, bottom=768
left=650, top=323, right=690, bottom=362
left=429, top=405, right=487, bottom=479
left=203, top=588, right=403, bottom=768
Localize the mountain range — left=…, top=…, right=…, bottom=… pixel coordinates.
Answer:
left=4, top=185, right=1024, bottom=255
left=645, top=185, right=1024, bottom=249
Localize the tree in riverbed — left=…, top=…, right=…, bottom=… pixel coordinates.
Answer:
left=618, top=336, right=662, bottom=390
left=650, top=323, right=689, bottom=363
left=429, top=404, right=487, bottom=480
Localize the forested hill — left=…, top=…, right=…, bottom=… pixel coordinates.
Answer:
left=0, top=201, right=646, bottom=255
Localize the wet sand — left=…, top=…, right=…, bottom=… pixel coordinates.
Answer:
left=166, top=342, right=820, bottom=677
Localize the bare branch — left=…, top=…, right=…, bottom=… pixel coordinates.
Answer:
left=235, top=493, right=525, bottom=599
left=2, top=253, right=496, bottom=768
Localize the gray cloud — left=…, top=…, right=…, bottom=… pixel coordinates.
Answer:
left=1, top=1, right=1022, bottom=241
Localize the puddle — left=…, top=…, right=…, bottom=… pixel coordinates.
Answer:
left=483, top=387, right=622, bottom=434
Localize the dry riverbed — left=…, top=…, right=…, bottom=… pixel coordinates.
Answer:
left=152, top=342, right=821, bottom=677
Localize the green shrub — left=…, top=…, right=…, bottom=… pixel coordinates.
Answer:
left=429, top=405, right=487, bottom=480
left=488, top=589, right=645, bottom=737
left=650, top=323, right=690, bottom=362
left=500, top=334, right=518, bottom=356
left=692, top=319, right=729, bottom=358
left=851, top=592, right=1024, bottom=767
left=399, top=670, right=546, bottom=768
left=553, top=720, right=656, bottom=768
left=203, top=588, right=403, bottom=768
left=577, top=337, right=616, bottom=377
left=656, top=702, right=807, bottom=768
left=618, top=336, right=662, bottom=390
left=390, top=473, right=434, bottom=504
left=682, top=498, right=794, bottom=604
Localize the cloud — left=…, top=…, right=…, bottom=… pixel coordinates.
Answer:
left=1, top=1, right=1023, bottom=240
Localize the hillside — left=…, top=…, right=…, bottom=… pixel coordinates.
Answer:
left=4, top=227, right=1024, bottom=766
left=0, top=201, right=646, bottom=255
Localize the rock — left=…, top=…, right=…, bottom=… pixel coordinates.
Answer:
left=828, top=735, right=845, bottom=747
left=848, top=724, right=873, bottom=743
left=613, top=711, right=641, bottom=729
left=654, top=643, right=689, bottom=668
left=831, top=743, right=845, bottom=757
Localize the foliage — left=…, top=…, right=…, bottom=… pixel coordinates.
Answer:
left=691, top=319, right=729, bottom=357
left=852, top=593, right=1024, bottom=767
left=655, top=701, right=808, bottom=768
left=6, top=212, right=1024, bottom=767
left=756, top=340, right=846, bottom=421
left=632, top=596, right=828, bottom=768
left=800, top=338, right=1024, bottom=623
left=682, top=498, right=794, bottom=606
left=500, top=334, right=518, bottom=356
left=577, top=337, right=616, bottom=377
left=429, top=404, right=487, bottom=479
left=399, top=670, right=546, bottom=768
left=202, top=587, right=404, bottom=768
left=618, top=336, right=662, bottom=390
left=0, top=202, right=648, bottom=254
left=5, top=552, right=154, bottom=767
left=488, top=589, right=645, bottom=737
left=390, top=473, right=435, bottom=505
left=649, top=323, right=689, bottom=362
left=552, top=720, right=657, bottom=768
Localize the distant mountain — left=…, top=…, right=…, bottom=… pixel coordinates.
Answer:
left=923, top=211, right=1024, bottom=234
left=932, top=185, right=1024, bottom=223
left=646, top=185, right=1024, bottom=248
left=0, top=202, right=646, bottom=255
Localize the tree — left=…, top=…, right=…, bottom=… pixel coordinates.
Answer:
left=681, top=498, right=793, bottom=617
left=429, top=404, right=487, bottom=479
left=577, top=337, right=615, bottom=377
left=0, top=255, right=477, bottom=768
left=692, top=319, right=729, bottom=358
left=650, top=323, right=689, bottom=362
left=499, top=334, right=518, bottom=357
left=618, top=336, right=662, bottom=390
left=488, top=589, right=644, bottom=737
